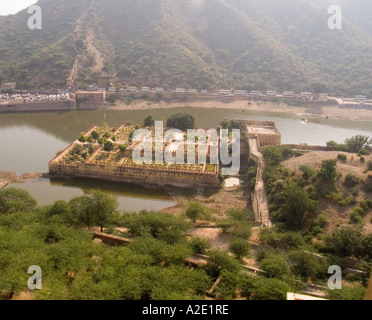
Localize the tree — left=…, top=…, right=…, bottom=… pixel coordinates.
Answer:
left=121, top=211, right=191, bottom=244
left=344, top=173, right=360, bottom=188
left=68, top=191, right=118, bottom=231
left=185, top=202, right=211, bottom=222
left=368, top=161, right=372, bottom=171
left=0, top=188, right=37, bottom=214
left=90, top=191, right=118, bottom=232
left=227, top=208, right=255, bottom=222
left=288, top=250, right=326, bottom=280
left=204, top=249, right=240, bottom=279
left=220, top=120, right=230, bottom=129
left=361, top=234, right=372, bottom=260
left=128, top=237, right=192, bottom=266
left=230, top=223, right=252, bottom=239
left=318, top=159, right=337, bottom=182
left=166, top=113, right=195, bottom=131
left=277, top=181, right=318, bottom=229
left=261, top=147, right=283, bottom=166
left=229, top=238, right=250, bottom=260
left=69, top=196, right=95, bottom=229
left=239, top=275, right=291, bottom=300
left=46, top=200, right=71, bottom=219
left=91, top=131, right=99, bottom=140
left=144, top=115, right=155, bottom=127
left=345, top=135, right=372, bottom=153
left=325, top=227, right=364, bottom=257
left=259, top=253, right=290, bottom=279
left=104, top=141, right=114, bottom=151
left=189, top=237, right=211, bottom=254
left=118, top=144, right=127, bottom=154
left=327, top=286, right=366, bottom=300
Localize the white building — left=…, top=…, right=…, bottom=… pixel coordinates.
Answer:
left=266, top=91, right=277, bottom=97
left=249, top=90, right=261, bottom=96
left=234, top=90, right=248, bottom=96
left=219, top=89, right=230, bottom=96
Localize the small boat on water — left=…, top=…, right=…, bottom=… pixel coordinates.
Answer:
left=299, top=118, right=308, bottom=124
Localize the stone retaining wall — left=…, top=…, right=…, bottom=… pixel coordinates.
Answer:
left=49, top=162, right=220, bottom=188
left=0, top=100, right=76, bottom=113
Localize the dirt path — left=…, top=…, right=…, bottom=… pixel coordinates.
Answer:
left=86, top=28, right=105, bottom=73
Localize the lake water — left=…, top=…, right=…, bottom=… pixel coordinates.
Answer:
left=5, top=178, right=176, bottom=213
left=1, top=107, right=372, bottom=211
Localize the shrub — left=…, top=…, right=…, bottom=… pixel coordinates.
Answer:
left=312, top=214, right=329, bottom=229
left=166, top=113, right=195, bottom=131
left=103, top=141, right=114, bottom=152
left=227, top=209, right=255, bottom=222
left=366, top=199, right=372, bottom=208
left=106, top=95, right=116, bottom=103
left=325, top=227, right=364, bottom=257
left=350, top=211, right=363, bottom=224
left=91, top=131, right=99, bottom=140
left=229, top=238, right=250, bottom=260
left=360, top=200, right=370, bottom=212
left=360, top=157, right=365, bottom=163
left=78, top=134, right=87, bottom=143
left=345, top=197, right=356, bottom=206
left=230, top=223, right=252, bottom=239
left=344, top=173, right=360, bottom=188
left=337, top=154, right=347, bottom=162
left=144, top=115, right=155, bottom=127
left=214, top=270, right=239, bottom=300
left=204, top=249, right=240, bottom=279
left=327, top=286, right=366, bottom=300
left=118, top=144, right=127, bottom=153
left=288, top=250, right=327, bottom=280
left=239, top=276, right=291, bottom=300
left=345, top=273, right=361, bottom=282
left=71, top=144, right=84, bottom=155
left=189, top=237, right=211, bottom=255
left=358, top=148, right=370, bottom=156
left=185, top=202, right=211, bottom=222
left=352, top=206, right=365, bottom=217
left=259, top=253, right=290, bottom=279
left=97, top=137, right=104, bottom=144
left=0, top=188, right=37, bottom=214
left=312, top=226, right=323, bottom=235
left=368, top=161, right=372, bottom=171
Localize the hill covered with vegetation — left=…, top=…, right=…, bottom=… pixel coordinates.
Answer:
left=1, top=0, right=372, bottom=95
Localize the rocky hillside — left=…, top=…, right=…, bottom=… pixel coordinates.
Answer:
left=1, top=0, right=372, bottom=95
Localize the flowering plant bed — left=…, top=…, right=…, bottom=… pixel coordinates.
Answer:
left=112, top=126, right=136, bottom=142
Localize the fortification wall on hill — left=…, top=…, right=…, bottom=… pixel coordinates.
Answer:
left=282, top=144, right=337, bottom=151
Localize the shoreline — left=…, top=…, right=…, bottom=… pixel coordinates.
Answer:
left=0, top=172, right=44, bottom=190
left=106, top=100, right=372, bottom=121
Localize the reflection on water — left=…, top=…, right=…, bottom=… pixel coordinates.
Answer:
left=6, top=178, right=176, bottom=213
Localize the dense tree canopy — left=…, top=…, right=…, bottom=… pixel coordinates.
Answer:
left=166, top=113, right=195, bottom=131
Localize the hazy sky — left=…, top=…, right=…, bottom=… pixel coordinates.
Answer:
left=0, top=0, right=38, bottom=16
